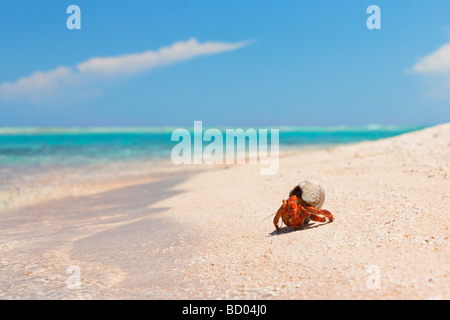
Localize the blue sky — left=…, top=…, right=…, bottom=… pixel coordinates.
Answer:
left=0, top=0, right=449, bottom=127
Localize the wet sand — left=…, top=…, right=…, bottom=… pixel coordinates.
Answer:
left=1, top=123, right=449, bottom=299
left=0, top=173, right=202, bottom=299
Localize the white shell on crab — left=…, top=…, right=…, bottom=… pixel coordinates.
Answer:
left=288, top=181, right=325, bottom=209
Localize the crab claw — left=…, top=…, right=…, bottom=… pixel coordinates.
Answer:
left=273, top=200, right=288, bottom=231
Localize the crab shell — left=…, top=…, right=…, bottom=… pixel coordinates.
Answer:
left=288, top=181, right=325, bottom=224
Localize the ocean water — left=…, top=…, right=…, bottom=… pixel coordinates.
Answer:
left=0, top=125, right=425, bottom=168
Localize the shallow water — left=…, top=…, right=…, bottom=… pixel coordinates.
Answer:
left=0, top=125, right=425, bottom=169
left=0, top=174, right=200, bottom=299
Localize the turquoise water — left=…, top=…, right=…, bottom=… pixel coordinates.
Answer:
left=0, top=126, right=425, bottom=167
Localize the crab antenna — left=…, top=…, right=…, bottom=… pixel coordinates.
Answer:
left=261, top=212, right=276, bottom=222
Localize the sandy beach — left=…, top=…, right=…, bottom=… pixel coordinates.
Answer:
left=0, top=124, right=449, bottom=300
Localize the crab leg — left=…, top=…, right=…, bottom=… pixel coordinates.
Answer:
left=306, top=206, right=334, bottom=222
left=289, top=210, right=305, bottom=229
left=308, top=213, right=327, bottom=223
left=273, top=200, right=288, bottom=231
left=285, top=201, right=305, bottom=229
left=296, top=204, right=311, bottom=219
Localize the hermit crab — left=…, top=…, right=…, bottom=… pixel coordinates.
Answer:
left=273, top=181, right=334, bottom=231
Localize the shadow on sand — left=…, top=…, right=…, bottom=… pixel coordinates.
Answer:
left=267, top=221, right=333, bottom=237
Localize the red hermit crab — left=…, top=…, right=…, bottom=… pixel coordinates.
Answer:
left=273, top=181, right=334, bottom=231
left=273, top=195, right=334, bottom=231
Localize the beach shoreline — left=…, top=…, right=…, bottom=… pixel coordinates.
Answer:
left=0, top=123, right=449, bottom=299
left=0, top=158, right=207, bottom=213
left=0, top=143, right=337, bottom=213
left=0, top=125, right=424, bottom=212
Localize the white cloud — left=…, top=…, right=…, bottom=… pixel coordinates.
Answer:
left=410, top=42, right=450, bottom=98
left=77, top=38, right=248, bottom=76
left=0, top=38, right=249, bottom=104
left=0, top=67, right=75, bottom=103
left=412, top=42, right=450, bottom=74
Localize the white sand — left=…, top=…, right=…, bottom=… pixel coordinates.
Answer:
left=155, top=123, right=450, bottom=299
left=1, top=124, right=448, bottom=299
